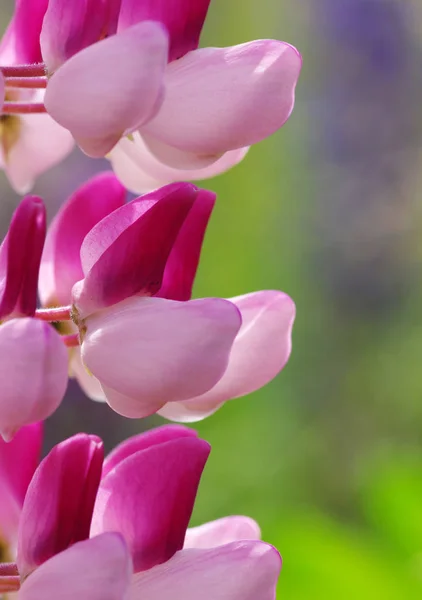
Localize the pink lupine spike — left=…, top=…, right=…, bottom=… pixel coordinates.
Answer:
left=17, top=433, right=104, bottom=578
left=0, top=0, right=48, bottom=65
left=118, top=0, right=211, bottom=62
left=0, top=196, right=46, bottom=319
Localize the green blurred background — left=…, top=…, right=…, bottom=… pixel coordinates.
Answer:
left=2, top=0, right=422, bottom=597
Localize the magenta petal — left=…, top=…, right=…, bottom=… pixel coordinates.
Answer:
left=144, top=41, right=302, bottom=155
left=0, top=319, right=68, bottom=441
left=130, top=541, right=282, bottom=600
left=158, top=291, right=295, bottom=422
left=19, top=533, right=132, bottom=600
left=0, top=423, right=42, bottom=544
left=118, top=0, right=211, bottom=62
left=0, top=196, right=46, bottom=319
left=17, top=433, right=104, bottom=578
left=157, top=188, right=215, bottom=301
left=39, top=173, right=126, bottom=306
left=45, top=22, right=169, bottom=157
left=102, top=424, right=198, bottom=479
left=81, top=296, right=241, bottom=415
left=41, top=0, right=122, bottom=72
left=92, top=436, right=210, bottom=572
left=185, top=517, right=261, bottom=549
left=0, top=0, right=48, bottom=64
left=73, top=183, right=198, bottom=317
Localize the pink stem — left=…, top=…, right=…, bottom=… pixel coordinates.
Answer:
left=62, top=333, right=80, bottom=348
left=35, top=306, right=72, bottom=322
left=1, top=63, right=45, bottom=78
left=5, top=76, right=47, bottom=89
left=2, top=102, right=46, bottom=114
left=0, top=576, right=20, bottom=593
left=0, top=564, right=18, bottom=577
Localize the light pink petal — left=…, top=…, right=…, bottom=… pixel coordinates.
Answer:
left=45, top=22, right=169, bottom=157
left=17, top=433, right=103, bottom=578
left=158, top=291, right=295, bottom=422
left=118, top=0, right=210, bottom=62
left=41, top=0, right=121, bottom=72
left=0, top=422, right=42, bottom=545
left=109, top=133, right=249, bottom=193
left=143, top=41, right=302, bottom=155
left=0, top=0, right=48, bottom=64
left=100, top=383, right=168, bottom=418
left=73, top=183, right=197, bottom=318
left=0, top=319, right=68, bottom=441
left=0, top=73, right=4, bottom=108
left=19, top=533, right=132, bottom=600
left=102, top=424, right=198, bottom=479
left=39, top=172, right=126, bottom=307
left=81, top=296, right=241, bottom=416
left=70, top=349, right=106, bottom=402
left=92, top=436, right=210, bottom=572
left=185, top=517, right=261, bottom=549
left=130, top=541, right=281, bottom=600
left=4, top=108, right=74, bottom=195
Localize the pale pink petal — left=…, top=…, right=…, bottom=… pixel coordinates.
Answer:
left=0, top=319, right=68, bottom=441
left=102, top=425, right=197, bottom=479
left=39, top=172, right=126, bottom=306
left=92, top=437, right=210, bottom=572
left=4, top=109, right=74, bottom=195
left=118, top=0, right=211, bottom=61
left=107, top=132, right=249, bottom=193
left=101, top=383, right=165, bottom=419
left=73, top=183, right=197, bottom=317
left=81, top=296, right=241, bottom=417
left=109, top=132, right=249, bottom=194
left=143, top=41, right=302, bottom=155
left=70, top=349, right=106, bottom=402
left=185, top=517, right=261, bottom=549
left=41, top=0, right=121, bottom=72
left=17, top=433, right=103, bottom=577
left=0, top=73, right=4, bottom=108
left=130, top=542, right=281, bottom=600
left=0, top=423, right=42, bottom=545
left=0, top=0, right=48, bottom=64
left=45, top=22, right=169, bottom=157
left=19, top=533, right=132, bottom=600
left=158, top=291, right=295, bottom=422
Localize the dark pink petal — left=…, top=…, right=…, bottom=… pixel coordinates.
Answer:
left=157, top=188, right=215, bottom=301
left=0, top=422, right=42, bottom=544
left=158, top=291, right=295, bottom=422
left=185, top=517, right=261, bottom=549
left=0, top=319, right=68, bottom=441
left=45, top=22, right=168, bottom=157
left=143, top=41, right=302, bottom=155
left=41, top=0, right=122, bottom=72
left=81, top=296, right=241, bottom=415
left=39, top=173, right=126, bottom=306
left=130, top=541, right=281, bottom=600
left=91, top=436, right=210, bottom=572
left=19, top=533, right=132, bottom=600
left=17, top=433, right=104, bottom=578
left=0, top=0, right=48, bottom=64
left=102, top=424, right=197, bottom=479
left=0, top=196, right=46, bottom=319
left=73, top=183, right=198, bottom=317
left=118, top=0, right=211, bottom=62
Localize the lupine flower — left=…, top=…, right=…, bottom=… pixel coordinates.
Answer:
left=0, top=197, right=68, bottom=440
left=38, top=174, right=295, bottom=420
left=0, top=0, right=73, bottom=193
left=0, top=425, right=281, bottom=599
left=0, top=0, right=301, bottom=191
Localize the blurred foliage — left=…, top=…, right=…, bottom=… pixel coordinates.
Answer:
left=1, top=0, right=422, bottom=597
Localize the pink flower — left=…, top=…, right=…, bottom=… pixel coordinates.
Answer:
left=0, top=197, right=68, bottom=440
left=0, top=425, right=281, bottom=600
left=38, top=174, right=295, bottom=420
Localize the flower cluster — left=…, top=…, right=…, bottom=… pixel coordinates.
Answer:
left=0, top=1, right=301, bottom=598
